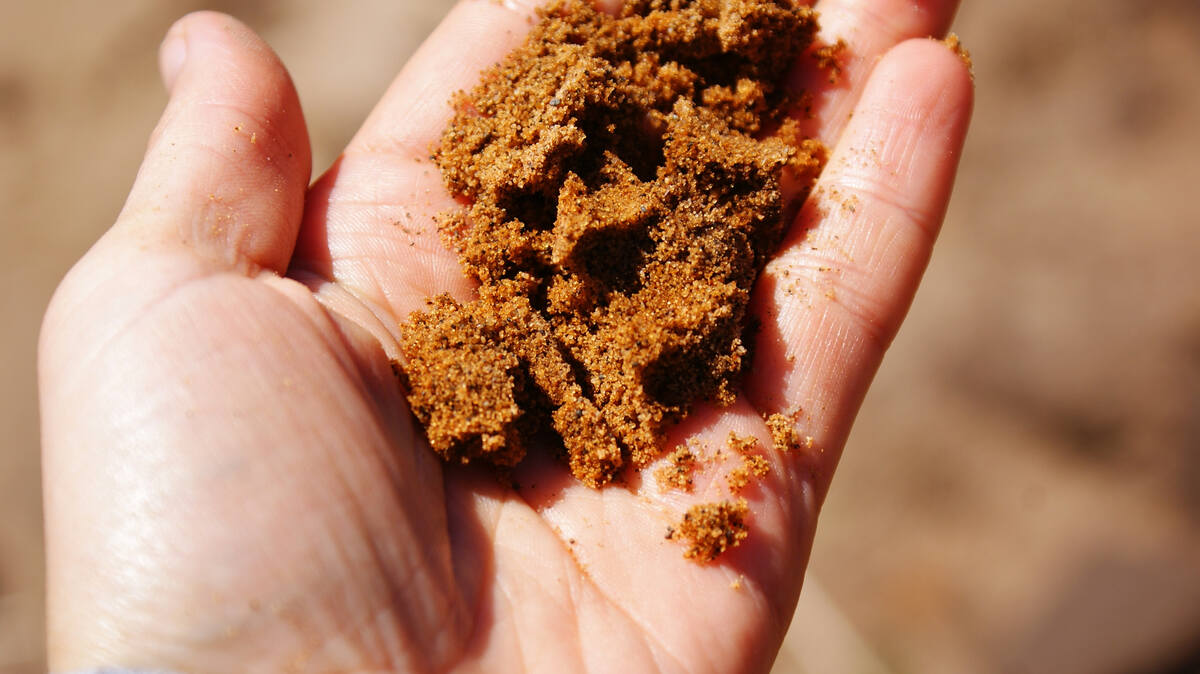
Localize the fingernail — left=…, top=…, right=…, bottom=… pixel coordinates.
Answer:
left=159, top=23, right=188, bottom=93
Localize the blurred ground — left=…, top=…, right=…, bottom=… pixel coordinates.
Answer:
left=2, top=1, right=1198, bottom=672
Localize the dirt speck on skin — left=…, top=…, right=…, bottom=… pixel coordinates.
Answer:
left=673, top=499, right=750, bottom=562
left=766, top=413, right=802, bottom=452
left=812, top=39, right=848, bottom=83
left=655, top=446, right=698, bottom=492
left=943, top=33, right=974, bottom=80
left=727, top=432, right=770, bottom=493
left=399, top=0, right=826, bottom=489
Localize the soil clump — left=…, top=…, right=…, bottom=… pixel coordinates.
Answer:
left=672, top=499, right=751, bottom=562
left=400, top=0, right=825, bottom=488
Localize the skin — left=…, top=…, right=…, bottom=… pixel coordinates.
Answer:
left=39, top=1, right=972, bottom=672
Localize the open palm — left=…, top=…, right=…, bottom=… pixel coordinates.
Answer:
left=39, top=1, right=971, bottom=672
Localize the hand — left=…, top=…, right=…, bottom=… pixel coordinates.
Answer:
left=39, top=2, right=972, bottom=672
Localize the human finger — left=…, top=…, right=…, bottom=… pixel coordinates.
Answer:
left=116, top=11, right=312, bottom=275
left=290, top=0, right=596, bottom=334
left=747, top=38, right=974, bottom=491
left=791, top=0, right=961, bottom=145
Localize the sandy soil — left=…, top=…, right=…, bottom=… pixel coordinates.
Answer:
left=2, top=1, right=1198, bottom=672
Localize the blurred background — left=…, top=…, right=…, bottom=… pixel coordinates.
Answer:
left=2, top=1, right=1198, bottom=672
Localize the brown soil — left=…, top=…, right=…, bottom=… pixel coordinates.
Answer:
left=401, top=0, right=824, bottom=488
left=727, top=432, right=770, bottom=493
left=812, top=39, right=847, bottom=83
left=654, top=445, right=698, bottom=492
left=672, top=499, right=750, bottom=562
left=942, top=33, right=974, bottom=79
left=766, top=412, right=811, bottom=453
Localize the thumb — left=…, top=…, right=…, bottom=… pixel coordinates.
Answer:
left=117, top=11, right=312, bottom=275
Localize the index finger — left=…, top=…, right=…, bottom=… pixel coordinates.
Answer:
left=291, top=1, right=632, bottom=332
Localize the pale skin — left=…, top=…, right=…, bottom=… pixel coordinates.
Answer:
left=39, top=0, right=972, bottom=672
